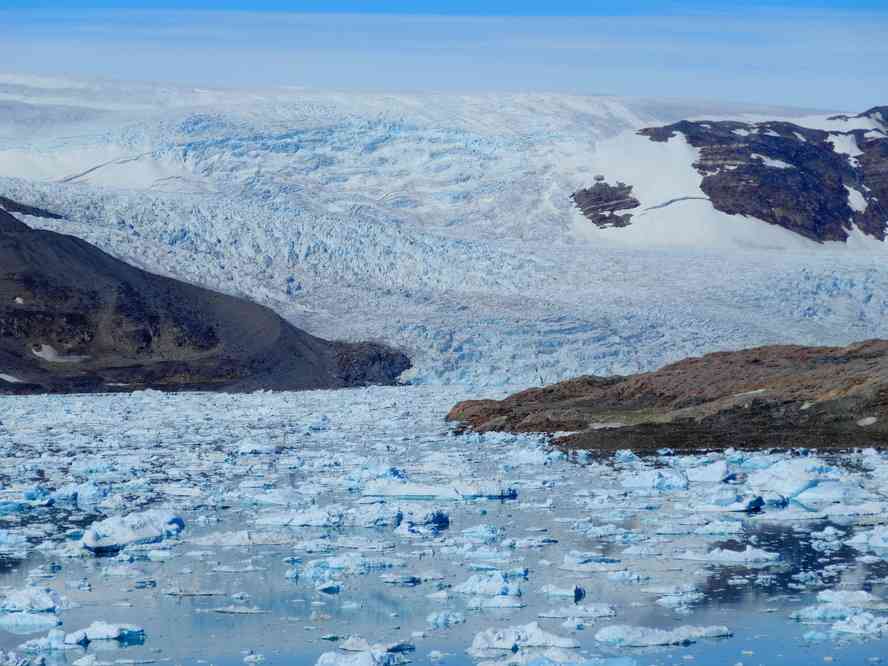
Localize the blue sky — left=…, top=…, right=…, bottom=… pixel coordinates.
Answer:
left=2, top=3, right=885, bottom=110
left=6, top=1, right=888, bottom=12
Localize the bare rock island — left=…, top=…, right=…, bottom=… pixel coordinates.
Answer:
left=0, top=203, right=410, bottom=393
left=447, top=341, right=888, bottom=452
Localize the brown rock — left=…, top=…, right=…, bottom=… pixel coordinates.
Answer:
left=447, top=341, right=888, bottom=453
left=635, top=107, right=888, bottom=243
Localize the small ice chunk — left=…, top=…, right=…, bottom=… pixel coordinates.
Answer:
left=539, top=584, right=585, bottom=601
left=468, top=622, right=579, bottom=656
left=454, top=571, right=522, bottom=597
left=560, top=551, right=622, bottom=573
left=831, top=612, right=888, bottom=636
left=621, top=469, right=688, bottom=492
left=18, top=628, right=66, bottom=653
left=81, top=510, right=185, bottom=555
left=315, top=651, right=401, bottom=666
left=538, top=604, right=616, bottom=619
left=693, top=520, right=743, bottom=536
left=677, top=545, right=780, bottom=564
left=847, top=525, right=888, bottom=552
left=64, top=621, right=144, bottom=646
left=0, top=613, right=62, bottom=635
left=465, top=595, right=527, bottom=609
left=747, top=457, right=837, bottom=499
left=254, top=507, right=344, bottom=528
left=817, top=590, right=885, bottom=608
left=686, top=460, right=729, bottom=484
left=791, top=603, right=856, bottom=623
left=426, top=611, right=465, bottom=629
left=362, top=480, right=516, bottom=501
left=0, top=587, right=63, bottom=613
left=595, top=624, right=731, bottom=646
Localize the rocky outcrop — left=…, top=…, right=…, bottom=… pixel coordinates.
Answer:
left=447, top=341, right=888, bottom=452
left=636, top=107, right=888, bottom=243
left=0, top=203, right=410, bottom=394
left=0, top=196, right=62, bottom=220
left=570, top=179, right=640, bottom=228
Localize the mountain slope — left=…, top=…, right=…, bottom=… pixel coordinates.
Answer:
left=0, top=205, right=409, bottom=393
left=573, top=106, right=888, bottom=247
left=3, top=77, right=888, bottom=389
left=447, top=340, right=888, bottom=451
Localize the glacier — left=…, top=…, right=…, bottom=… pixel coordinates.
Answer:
left=2, top=75, right=888, bottom=389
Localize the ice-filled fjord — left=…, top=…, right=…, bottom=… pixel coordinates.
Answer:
left=4, top=75, right=888, bottom=665
left=2, top=387, right=888, bottom=665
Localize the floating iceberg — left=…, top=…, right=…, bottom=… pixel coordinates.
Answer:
left=64, top=621, right=145, bottom=645
left=468, top=622, right=579, bottom=656
left=81, top=510, right=185, bottom=555
left=595, top=624, right=731, bottom=647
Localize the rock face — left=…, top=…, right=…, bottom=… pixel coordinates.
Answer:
left=447, top=341, right=888, bottom=452
left=636, top=106, right=888, bottom=243
left=0, top=203, right=410, bottom=394
left=570, top=180, right=640, bottom=228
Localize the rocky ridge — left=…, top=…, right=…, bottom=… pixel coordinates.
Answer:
left=574, top=106, right=888, bottom=243
left=0, top=200, right=410, bottom=394
left=447, top=340, right=888, bottom=452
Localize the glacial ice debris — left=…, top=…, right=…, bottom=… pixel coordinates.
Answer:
left=685, top=460, right=730, bottom=484
left=64, top=622, right=145, bottom=646
left=847, top=525, right=888, bottom=553
left=254, top=507, right=344, bottom=528
left=81, top=510, right=185, bottom=555
left=676, top=545, right=780, bottom=564
left=315, top=650, right=403, bottom=666
left=560, top=551, right=622, bottom=573
left=18, top=629, right=66, bottom=654
left=538, top=604, right=616, bottom=619
left=620, top=469, right=688, bottom=493
left=746, top=458, right=838, bottom=500
left=454, top=571, right=522, bottom=597
left=0, top=587, right=64, bottom=614
left=362, top=480, right=516, bottom=501
left=468, top=622, right=579, bottom=656
left=594, top=624, right=732, bottom=647
left=0, top=613, right=62, bottom=635
left=427, top=611, right=465, bottom=629
left=831, top=612, right=888, bottom=636
left=816, top=589, right=886, bottom=608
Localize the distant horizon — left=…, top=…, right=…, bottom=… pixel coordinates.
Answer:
left=2, top=4, right=885, bottom=109
left=7, top=0, right=888, bottom=14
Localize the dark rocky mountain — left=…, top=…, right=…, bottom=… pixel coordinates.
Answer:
left=0, top=203, right=410, bottom=394
left=573, top=106, right=888, bottom=243
left=570, top=179, right=640, bottom=229
left=0, top=195, right=63, bottom=221
left=447, top=340, right=888, bottom=453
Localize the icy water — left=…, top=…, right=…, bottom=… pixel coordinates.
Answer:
left=2, top=386, right=888, bottom=666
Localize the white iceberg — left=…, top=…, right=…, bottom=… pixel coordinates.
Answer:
left=64, top=621, right=144, bottom=645
left=81, top=510, right=185, bottom=555
left=468, top=622, right=579, bottom=656
left=595, top=624, right=731, bottom=647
